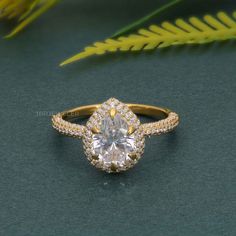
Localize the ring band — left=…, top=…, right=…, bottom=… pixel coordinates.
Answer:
left=52, top=98, right=179, bottom=173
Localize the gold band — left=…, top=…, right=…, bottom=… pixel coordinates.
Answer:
left=52, top=103, right=179, bottom=138
left=61, top=104, right=170, bottom=120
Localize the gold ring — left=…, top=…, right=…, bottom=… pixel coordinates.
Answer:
left=52, top=98, right=179, bottom=173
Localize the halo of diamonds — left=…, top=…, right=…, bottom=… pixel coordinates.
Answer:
left=83, top=98, right=145, bottom=173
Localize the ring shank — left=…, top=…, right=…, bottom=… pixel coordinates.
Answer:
left=52, top=103, right=179, bottom=138
left=62, top=104, right=170, bottom=120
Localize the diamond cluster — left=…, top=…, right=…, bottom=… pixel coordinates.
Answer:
left=52, top=114, right=85, bottom=138
left=83, top=98, right=145, bottom=173
left=140, top=112, right=179, bottom=136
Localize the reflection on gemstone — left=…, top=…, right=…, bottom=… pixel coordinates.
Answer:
left=92, top=114, right=135, bottom=166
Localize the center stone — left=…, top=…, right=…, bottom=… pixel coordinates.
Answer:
left=92, top=114, right=136, bottom=166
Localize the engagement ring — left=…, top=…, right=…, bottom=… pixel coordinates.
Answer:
left=52, top=98, right=179, bottom=173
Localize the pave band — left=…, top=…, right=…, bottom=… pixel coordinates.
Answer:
left=52, top=104, right=179, bottom=138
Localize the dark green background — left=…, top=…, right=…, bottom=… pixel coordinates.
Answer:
left=0, top=0, right=236, bottom=235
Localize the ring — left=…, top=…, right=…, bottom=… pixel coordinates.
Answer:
left=52, top=98, right=179, bottom=173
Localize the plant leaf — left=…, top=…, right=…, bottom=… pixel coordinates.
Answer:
left=5, top=0, right=59, bottom=38
left=112, top=0, right=183, bottom=38
left=18, top=0, right=42, bottom=21
left=60, top=12, right=236, bottom=66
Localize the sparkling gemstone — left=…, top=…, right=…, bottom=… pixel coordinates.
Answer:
left=92, top=114, right=135, bottom=166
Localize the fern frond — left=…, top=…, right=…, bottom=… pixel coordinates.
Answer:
left=60, top=11, right=236, bottom=66
left=0, top=0, right=59, bottom=38
left=112, top=0, right=182, bottom=38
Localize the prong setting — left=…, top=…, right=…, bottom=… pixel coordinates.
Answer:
left=92, top=155, right=99, bottom=160
left=91, top=126, right=100, bottom=134
left=109, top=108, right=117, bottom=119
left=129, top=153, right=137, bottom=161
left=128, top=125, right=135, bottom=135
left=110, top=162, right=118, bottom=172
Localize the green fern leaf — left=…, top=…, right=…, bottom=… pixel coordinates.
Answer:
left=3, top=0, right=59, bottom=38
left=60, top=11, right=236, bottom=66
left=112, top=0, right=183, bottom=38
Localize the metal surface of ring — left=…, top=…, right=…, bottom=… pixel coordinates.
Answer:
left=52, top=98, right=179, bottom=173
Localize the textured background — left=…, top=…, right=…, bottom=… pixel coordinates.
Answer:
left=0, top=0, right=236, bottom=235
